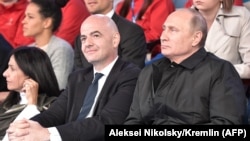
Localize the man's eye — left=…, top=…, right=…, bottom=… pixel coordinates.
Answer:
left=93, top=34, right=100, bottom=38
left=170, top=28, right=177, bottom=32
left=81, top=37, right=86, bottom=41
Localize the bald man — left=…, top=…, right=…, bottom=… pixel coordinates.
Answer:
left=74, top=0, right=147, bottom=70
left=7, top=15, right=141, bottom=141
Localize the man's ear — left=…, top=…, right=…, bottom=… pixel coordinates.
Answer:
left=191, top=31, right=202, bottom=47
left=113, top=32, right=120, bottom=48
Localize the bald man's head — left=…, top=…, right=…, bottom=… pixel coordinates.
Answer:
left=81, top=14, right=118, bottom=35
left=80, top=14, right=120, bottom=70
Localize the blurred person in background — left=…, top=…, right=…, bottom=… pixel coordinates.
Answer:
left=116, top=0, right=175, bottom=60
left=0, top=0, right=33, bottom=48
left=186, top=0, right=250, bottom=79
left=55, top=0, right=90, bottom=46
left=0, top=0, right=89, bottom=48
left=185, top=0, right=243, bottom=7
left=22, top=0, right=74, bottom=90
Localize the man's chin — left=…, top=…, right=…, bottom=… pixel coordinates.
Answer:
left=87, top=59, right=97, bottom=64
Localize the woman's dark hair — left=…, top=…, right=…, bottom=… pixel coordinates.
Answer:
left=30, top=0, right=68, bottom=32
left=3, top=46, right=60, bottom=107
left=222, top=0, right=234, bottom=12
left=118, top=0, right=153, bottom=21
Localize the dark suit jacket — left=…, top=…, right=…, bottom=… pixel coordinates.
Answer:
left=31, top=58, right=141, bottom=141
left=74, top=13, right=147, bottom=69
left=0, top=34, right=13, bottom=91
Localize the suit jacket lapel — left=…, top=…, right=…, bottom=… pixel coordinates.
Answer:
left=111, top=13, right=119, bottom=24
left=93, top=58, right=123, bottom=114
left=71, top=69, right=94, bottom=118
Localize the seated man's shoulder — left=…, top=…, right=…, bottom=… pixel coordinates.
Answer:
left=118, top=58, right=142, bottom=73
left=69, top=67, right=92, bottom=80
left=205, top=52, right=237, bottom=71
left=115, top=14, right=144, bottom=32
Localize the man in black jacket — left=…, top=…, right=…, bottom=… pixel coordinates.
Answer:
left=125, top=8, right=247, bottom=125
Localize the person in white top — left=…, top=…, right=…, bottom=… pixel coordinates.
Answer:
left=192, top=0, right=250, bottom=79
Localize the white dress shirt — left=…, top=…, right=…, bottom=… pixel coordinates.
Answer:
left=48, top=57, right=119, bottom=141
left=2, top=92, right=40, bottom=141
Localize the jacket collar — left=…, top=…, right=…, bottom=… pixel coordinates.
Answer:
left=215, top=7, right=241, bottom=37
left=178, top=47, right=207, bottom=70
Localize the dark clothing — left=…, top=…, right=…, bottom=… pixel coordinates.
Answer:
left=31, top=58, right=141, bottom=141
left=0, top=34, right=12, bottom=91
left=74, top=13, right=147, bottom=69
left=125, top=48, right=246, bottom=125
left=0, top=94, right=56, bottom=140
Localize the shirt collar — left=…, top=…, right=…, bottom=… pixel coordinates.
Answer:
left=217, top=7, right=241, bottom=17
left=19, top=92, right=28, bottom=104
left=179, top=47, right=207, bottom=70
left=105, top=9, right=115, bottom=18
left=93, top=56, right=118, bottom=77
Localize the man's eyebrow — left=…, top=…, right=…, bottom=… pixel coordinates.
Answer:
left=80, top=34, right=86, bottom=38
left=80, top=31, right=102, bottom=38
left=90, top=31, right=101, bottom=34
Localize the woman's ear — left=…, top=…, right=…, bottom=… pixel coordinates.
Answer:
left=43, top=17, right=53, bottom=29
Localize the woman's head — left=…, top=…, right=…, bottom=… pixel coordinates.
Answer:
left=192, top=0, right=234, bottom=12
left=22, top=0, right=67, bottom=37
left=3, top=46, right=60, bottom=97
